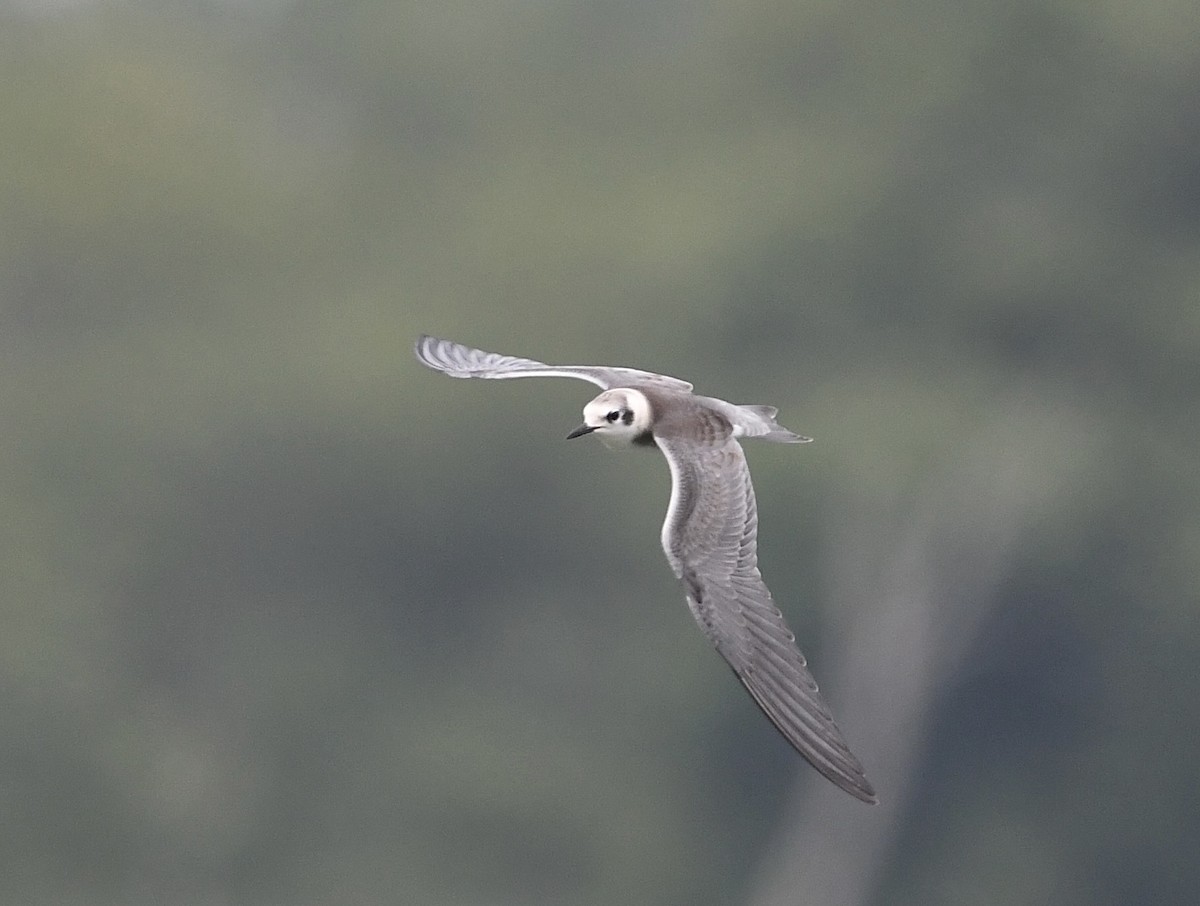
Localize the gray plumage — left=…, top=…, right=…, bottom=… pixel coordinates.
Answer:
left=415, top=335, right=876, bottom=803
left=415, top=333, right=695, bottom=392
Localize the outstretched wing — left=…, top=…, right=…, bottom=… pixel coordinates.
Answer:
left=656, top=424, right=877, bottom=803
left=415, top=335, right=693, bottom=392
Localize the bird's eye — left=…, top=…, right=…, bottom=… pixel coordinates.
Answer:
left=605, top=410, right=620, bottom=423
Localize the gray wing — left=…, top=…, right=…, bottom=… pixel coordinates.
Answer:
left=657, top=427, right=877, bottom=803
left=415, top=335, right=693, bottom=392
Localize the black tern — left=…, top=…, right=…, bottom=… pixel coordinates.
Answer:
left=415, top=335, right=877, bottom=803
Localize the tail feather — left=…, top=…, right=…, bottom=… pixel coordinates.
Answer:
left=736, top=404, right=810, bottom=443
left=696, top=396, right=811, bottom=443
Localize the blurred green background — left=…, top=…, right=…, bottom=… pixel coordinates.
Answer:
left=3, top=1, right=1198, bottom=904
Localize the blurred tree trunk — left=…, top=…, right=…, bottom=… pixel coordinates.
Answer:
left=746, top=392, right=1088, bottom=906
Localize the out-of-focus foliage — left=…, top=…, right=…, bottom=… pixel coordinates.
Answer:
left=2, top=1, right=1197, bottom=904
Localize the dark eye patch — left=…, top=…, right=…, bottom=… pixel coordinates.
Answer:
left=605, top=410, right=620, bottom=422
left=621, top=408, right=635, bottom=425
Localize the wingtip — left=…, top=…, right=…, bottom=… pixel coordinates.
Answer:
left=826, top=766, right=878, bottom=804
left=414, top=334, right=453, bottom=372
left=830, top=772, right=878, bottom=804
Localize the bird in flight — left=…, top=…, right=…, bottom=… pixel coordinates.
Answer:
left=414, top=335, right=876, bottom=803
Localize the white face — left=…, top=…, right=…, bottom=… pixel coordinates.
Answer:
left=569, top=388, right=653, bottom=447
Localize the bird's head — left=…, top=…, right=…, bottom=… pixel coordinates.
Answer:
left=566, top=388, right=653, bottom=448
